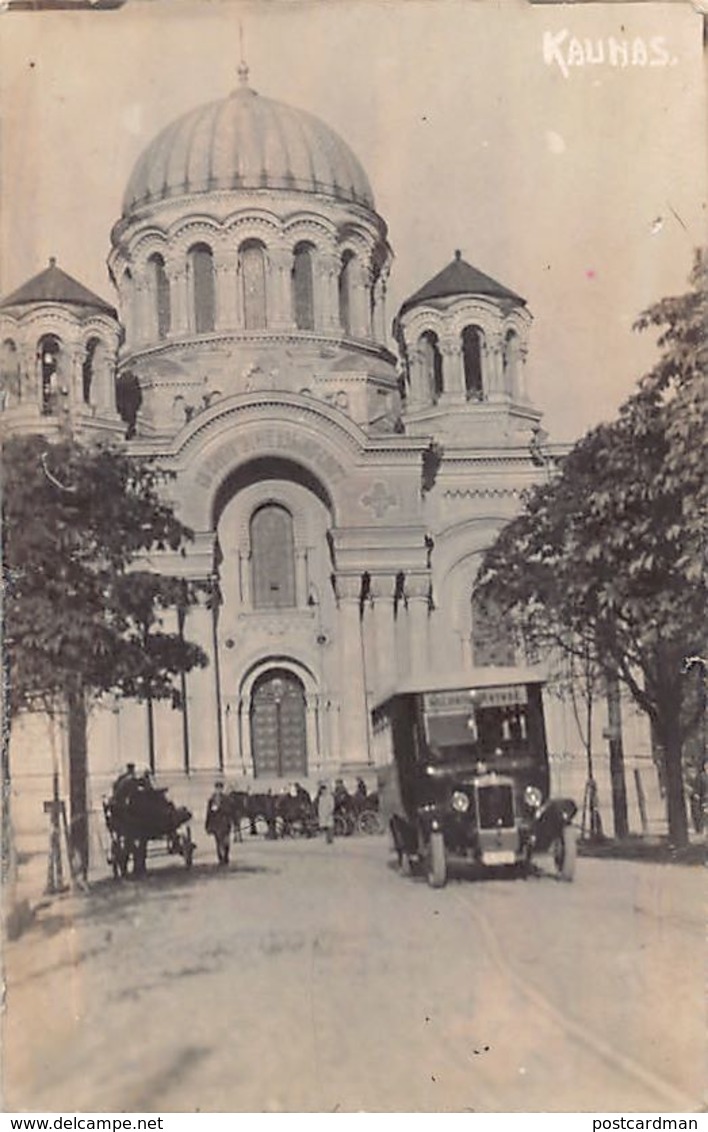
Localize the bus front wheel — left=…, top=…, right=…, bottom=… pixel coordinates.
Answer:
left=426, top=830, right=447, bottom=889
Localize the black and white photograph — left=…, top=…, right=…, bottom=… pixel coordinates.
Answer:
left=0, top=0, right=705, bottom=1116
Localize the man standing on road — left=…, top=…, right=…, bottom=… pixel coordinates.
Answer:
left=205, top=780, right=232, bottom=866
left=317, top=780, right=335, bottom=844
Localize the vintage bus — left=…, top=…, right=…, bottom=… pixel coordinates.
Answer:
left=372, top=668, right=577, bottom=888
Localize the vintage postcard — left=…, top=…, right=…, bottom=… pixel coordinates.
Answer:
left=0, top=0, right=705, bottom=1117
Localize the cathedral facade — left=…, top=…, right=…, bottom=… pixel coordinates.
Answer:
left=1, top=70, right=549, bottom=798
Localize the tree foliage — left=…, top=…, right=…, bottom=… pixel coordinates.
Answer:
left=2, top=434, right=210, bottom=871
left=475, top=251, right=707, bottom=847
left=2, top=434, right=208, bottom=716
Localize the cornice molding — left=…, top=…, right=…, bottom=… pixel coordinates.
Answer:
left=120, top=330, right=396, bottom=370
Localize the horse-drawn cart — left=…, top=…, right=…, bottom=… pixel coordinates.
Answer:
left=103, top=777, right=195, bottom=877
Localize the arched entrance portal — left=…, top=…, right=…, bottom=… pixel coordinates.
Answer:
left=250, top=668, right=308, bottom=778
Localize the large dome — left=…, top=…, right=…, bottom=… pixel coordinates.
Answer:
left=123, top=76, right=375, bottom=217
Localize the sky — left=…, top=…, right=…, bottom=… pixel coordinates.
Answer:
left=0, top=0, right=704, bottom=442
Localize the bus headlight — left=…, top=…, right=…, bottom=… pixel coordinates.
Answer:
left=524, top=785, right=543, bottom=811
left=451, top=790, right=470, bottom=813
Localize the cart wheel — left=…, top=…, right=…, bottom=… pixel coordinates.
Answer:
left=551, top=824, right=577, bottom=882
left=333, top=814, right=348, bottom=838
left=426, top=830, right=447, bottom=889
left=357, top=809, right=383, bottom=836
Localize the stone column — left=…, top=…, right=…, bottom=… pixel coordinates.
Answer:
left=69, top=345, right=86, bottom=407
left=305, top=692, right=319, bottom=771
left=133, top=273, right=149, bottom=347
left=165, top=262, right=188, bottom=337
left=485, top=330, right=505, bottom=401
left=268, top=247, right=293, bottom=331
left=93, top=343, right=114, bottom=412
left=369, top=573, right=398, bottom=695
left=351, top=261, right=371, bottom=340
left=517, top=340, right=530, bottom=403
left=319, top=251, right=341, bottom=331
left=214, top=251, right=237, bottom=332
left=144, top=271, right=158, bottom=343
left=239, top=550, right=252, bottom=607
left=12, top=342, right=31, bottom=410
left=295, top=547, right=308, bottom=607
left=185, top=593, right=221, bottom=770
left=407, top=346, right=428, bottom=408
left=234, top=695, right=253, bottom=778
left=151, top=607, right=186, bottom=773
left=372, top=272, right=388, bottom=345
left=440, top=335, right=466, bottom=402
left=335, top=574, right=370, bottom=765
left=406, top=575, right=431, bottom=681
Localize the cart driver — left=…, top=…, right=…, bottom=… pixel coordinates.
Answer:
left=112, top=762, right=138, bottom=805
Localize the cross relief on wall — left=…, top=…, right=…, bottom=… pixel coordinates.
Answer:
left=360, top=480, right=399, bottom=518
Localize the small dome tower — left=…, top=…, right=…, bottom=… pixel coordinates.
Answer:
left=0, top=258, right=122, bottom=439
left=394, top=250, right=540, bottom=444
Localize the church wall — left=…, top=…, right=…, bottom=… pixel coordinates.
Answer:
left=2, top=78, right=669, bottom=883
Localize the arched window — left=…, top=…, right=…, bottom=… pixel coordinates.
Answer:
left=39, top=334, right=61, bottom=415
left=251, top=503, right=296, bottom=609
left=462, top=325, right=484, bottom=400
left=503, top=329, right=519, bottom=396
left=1, top=339, right=20, bottom=408
left=188, top=243, right=215, bottom=333
left=82, top=337, right=101, bottom=405
left=471, top=592, right=515, bottom=666
left=239, top=240, right=267, bottom=330
left=419, top=330, right=443, bottom=403
left=338, top=251, right=355, bottom=335
left=292, top=242, right=315, bottom=330
left=148, top=253, right=171, bottom=340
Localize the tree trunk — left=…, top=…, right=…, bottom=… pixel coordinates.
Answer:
left=656, top=705, right=689, bottom=849
left=606, top=671, right=629, bottom=839
left=1, top=714, right=15, bottom=890
left=67, top=686, right=89, bottom=877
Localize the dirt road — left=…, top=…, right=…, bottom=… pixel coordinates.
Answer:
left=3, top=836, right=703, bottom=1112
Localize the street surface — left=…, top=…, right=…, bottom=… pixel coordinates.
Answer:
left=2, top=835, right=704, bottom=1113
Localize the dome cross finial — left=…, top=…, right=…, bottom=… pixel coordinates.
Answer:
left=237, top=22, right=249, bottom=86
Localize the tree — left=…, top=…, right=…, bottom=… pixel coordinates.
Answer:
left=2, top=434, right=208, bottom=873
left=475, top=251, right=707, bottom=848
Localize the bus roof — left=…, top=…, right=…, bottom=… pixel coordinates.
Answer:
left=372, top=666, right=547, bottom=712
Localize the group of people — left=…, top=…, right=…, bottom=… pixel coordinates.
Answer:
left=204, top=778, right=339, bottom=861
left=204, top=776, right=372, bottom=861
left=110, top=763, right=372, bottom=870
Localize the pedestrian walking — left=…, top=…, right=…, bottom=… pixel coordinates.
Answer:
left=317, top=780, right=335, bottom=844
left=205, top=779, right=232, bottom=865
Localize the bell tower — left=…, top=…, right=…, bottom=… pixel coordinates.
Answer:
left=0, top=258, right=122, bottom=440
left=394, top=250, right=541, bottom=445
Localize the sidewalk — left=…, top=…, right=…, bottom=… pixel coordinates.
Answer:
left=3, top=810, right=100, bottom=941
left=578, top=830, right=706, bottom=866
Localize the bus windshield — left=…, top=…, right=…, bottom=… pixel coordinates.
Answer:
left=422, top=687, right=533, bottom=763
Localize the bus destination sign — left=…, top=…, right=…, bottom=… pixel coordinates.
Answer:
left=423, top=686, right=528, bottom=713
